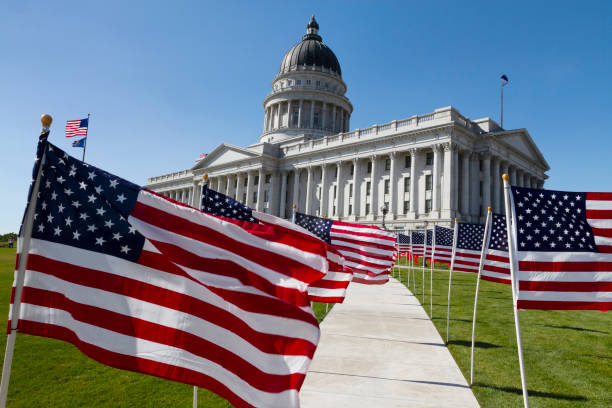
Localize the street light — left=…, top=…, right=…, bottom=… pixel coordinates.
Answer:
left=381, top=203, right=389, bottom=229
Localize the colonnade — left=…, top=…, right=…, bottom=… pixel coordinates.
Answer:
left=264, top=99, right=349, bottom=134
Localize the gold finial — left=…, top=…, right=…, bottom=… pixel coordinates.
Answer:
left=502, top=173, right=509, bottom=181
left=488, top=206, right=492, bottom=211
left=454, top=218, right=458, bottom=222
left=202, top=174, right=208, bottom=181
left=40, top=114, right=53, bottom=131
left=293, top=205, right=297, bottom=209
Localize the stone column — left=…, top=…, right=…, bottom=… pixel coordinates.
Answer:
left=309, top=100, right=315, bottom=128
left=336, top=162, right=344, bottom=218
left=352, top=158, right=361, bottom=218
left=321, top=103, right=327, bottom=130
left=389, top=151, right=398, bottom=218
left=452, top=147, right=459, bottom=213
left=409, top=148, right=418, bottom=215
left=492, top=157, right=501, bottom=213
left=292, top=168, right=300, bottom=211
left=510, top=166, right=517, bottom=186
left=287, top=100, right=293, bottom=128
left=276, top=103, right=281, bottom=129
left=461, top=151, right=470, bottom=217
left=191, top=179, right=199, bottom=208
left=236, top=173, right=244, bottom=203
left=305, top=166, right=314, bottom=215
left=263, top=108, right=268, bottom=132
left=442, top=144, right=454, bottom=214
left=331, top=105, right=337, bottom=133
left=339, top=109, right=344, bottom=133
left=298, top=100, right=303, bottom=128
left=470, top=154, right=480, bottom=220
left=320, top=164, right=329, bottom=217
left=245, top=171, right=253, bottom=207
left=482, top=153, right=491, bottom=216
left=432, top=145, right=441, bottom=214
left=224, top=175, right=231, bottom=196
left=369, top=156, right=376, bottom=217
left=280, top=171, right=288, bottom=218
left=256, top=168, right=264, bottom=211
left=270, top=171, right=281, bottom=215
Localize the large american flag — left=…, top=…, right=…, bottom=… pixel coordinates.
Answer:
left=481, top=213, right=511, bottom=285
left=510, top=186, right=612, bottom=310
left=200, top=185, right=351, bottom=303
left=65, top=118, right=88, bottom=137
left=433, top=225, right=454, bottom=265
left=453, top=222, right=485, bottom=273
left=11, top=140, right=331, bottom=408
left=295, top=212, right=396, bottom=285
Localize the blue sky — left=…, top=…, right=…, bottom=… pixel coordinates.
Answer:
left=1, top=1, right=611, bottom=233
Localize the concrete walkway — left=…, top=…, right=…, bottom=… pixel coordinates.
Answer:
left=300, top=277, right=480, bottom=408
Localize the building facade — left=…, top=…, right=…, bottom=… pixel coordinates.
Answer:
left=146, top=16, right=549, bottom=229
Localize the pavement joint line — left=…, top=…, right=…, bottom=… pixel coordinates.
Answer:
left=307, top=370, right=472, bottom=389
left=324, top=333, right=446, bottom=347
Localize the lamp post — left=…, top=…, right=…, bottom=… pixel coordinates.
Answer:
left=381, top=203, right=389, bottom=230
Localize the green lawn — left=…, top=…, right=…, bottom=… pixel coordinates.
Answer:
left=392, top=259, right=612, bottom=408
left=0, top=247, right=332, bottom=407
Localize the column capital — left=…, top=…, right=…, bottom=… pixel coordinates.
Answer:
left=442, top=142, right=457, bottom=152
left=410, top=147, right=418, bottom=155
left=353, top=156, right=360, bottom=164
left=432, top=143, right=442, bottom=152
left=479, top=151, right=491, bottom=160
left=321, top=162, right=328, bottom=169
left=389, top=151, right=398, bottom=158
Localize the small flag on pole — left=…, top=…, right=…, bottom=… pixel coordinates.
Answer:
left=71, top=137, right=86, bottom=148
left=501, top=74, right=509, bottom=86
left=65, top=118, right=88, bottom=137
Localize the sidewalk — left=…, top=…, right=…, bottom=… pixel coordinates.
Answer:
left=300, top=277, right=480, bottom=408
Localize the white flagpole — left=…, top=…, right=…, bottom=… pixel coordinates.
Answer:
left=446, top=218, right=458, bottom=344
left=502, top=174, right=529, bottom=408
left=0, top=115, right=52, bottom=408
left=192, top=386, right=198, bottom=408
left=81, top=113, right=90, bottom=162
left=470, top=207, right=492, bottom=385
left=422, top=230, right=427, bottom=305
left=409, top=231, right=414, bottom=293
left=292, top=204, right=297, bottom=223
left=430, top=228, right=435, bottom=317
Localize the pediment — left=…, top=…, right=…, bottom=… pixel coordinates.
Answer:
left=192, top=144, right=260, bottom=170
left=495, top=131, right=550, bottom=171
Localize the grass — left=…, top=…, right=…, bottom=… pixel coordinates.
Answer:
left=0, top=247, right=333, bottom=407
left=392, top=259, right=612, bottom=408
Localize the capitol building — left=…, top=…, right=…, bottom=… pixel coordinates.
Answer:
left=146, top=16, right=550, bottom=229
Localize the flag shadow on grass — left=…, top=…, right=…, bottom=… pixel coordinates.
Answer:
left=472, top=383, right=587, bottom=402
left=542, top=324, right=609, bottom=334
left=447, top=339, right=501, bottom=349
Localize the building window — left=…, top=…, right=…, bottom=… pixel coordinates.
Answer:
left=297, top=79, right=301, bottom=85
left=243, top=192, right=247, bottom=203
left=234, top=179, right=237, bottom=188
left=293, top=111, right=299, bottom=126
left=334, top=167, right=338, bottom=177
left=333, top=205, right=336, bottom=215
left=404, top=200, right=410, bottom=213
left=404, top=177, right=410, bottom=193
left=313, top=112, right=319, bottom=127
left=366, top=203, right=370, bottom=214
left=254, top=175, right=259, bottom=185
left=426, top=152, right=434, bottom=165
left=316, top=80, right=321, bottom=86
left=385, top=158, right=391, bottom=171
left=425, top=174, right=432, bottom=191
left=405, top=156, right=411, bottom=168
left=325, top=82, right=329, bottom=88
left=366, top=181, right=371, bottom=196
left=425, top=199, right=432, bottom=213
left=288, top=80, right=292, bottom=86
left=264, top=190, right=270, bottom=202
left=384, top=179, right=390, bottom=194
left=349, top=183, right=353, bottom=197
left=333, top=185, right=337, bottom=198
left=367, top=161, right=372, bottom=173
left=253, top=191, right=258, bottom=203
left=263, top=207, right=269, bottom=214
left=348, top=204, right=353, bottom=215
left=306, top=79, right=311, bottom=85
left=243, top=178, right=248, bottom=187
left=265, top=174, right=271, bottom=184
left=350, top=164, right=354, bottom=176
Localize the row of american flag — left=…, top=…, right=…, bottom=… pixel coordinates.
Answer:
left=5, top=133, right=610, bottom=407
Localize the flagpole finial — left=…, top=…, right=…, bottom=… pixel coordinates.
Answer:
left=454, top=218, right=458, bottom=223
left=40, top=114, right=53, bottom=131
left=488, top=206, right=492, bottom=212
left=502, top=173, right=509, bottom=181
left=202, top=174, right=208, bottom=181
left=293, top=205, right=297, bottom=210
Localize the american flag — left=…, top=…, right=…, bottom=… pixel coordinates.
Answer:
left=200, top=185, right=351, bottom=303
left=433, top=225, right=454, bottom=265
left=411, top=231, right=425, bottom=262
left=425, top=229, right=433, bottom=260
left=510, top=186, right=612, bottom=310
left=295, top=212, right=396, bottom=285
left=397, top=233, right=411, bottom=259
left=453, top=222, right=485, bottom=273
left=481, top=213, right=511, bottom=285
left=65, top=118, right=88, bottom=137
left=11, top=140, right=331, bottom=408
